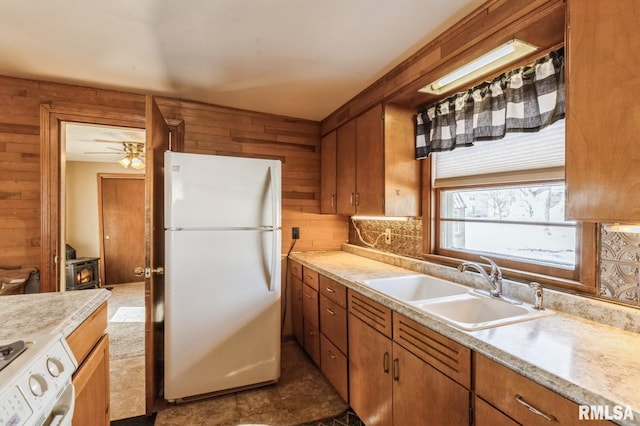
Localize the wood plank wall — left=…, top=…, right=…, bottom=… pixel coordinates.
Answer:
left=0, top=75, right=347, bottom=271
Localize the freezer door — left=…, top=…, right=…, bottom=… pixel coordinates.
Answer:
left=165, top=152, right=281, bottom=229
left=164, top=228, right=281, bottom=401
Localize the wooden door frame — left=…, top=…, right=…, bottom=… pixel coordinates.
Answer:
left=40, top=101, right=183, bottom=292
left=97, top=173, right=145, bottom=287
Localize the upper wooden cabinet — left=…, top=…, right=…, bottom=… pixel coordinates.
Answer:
left=320, top=130, right=337, bottom=214
left=566, top=0, right=640, bottom=221
left=331, top=103, right=420, bottom=217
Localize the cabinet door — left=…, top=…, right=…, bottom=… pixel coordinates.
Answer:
left=348, top=313, right=392, bottom=426
left=336, top=119, right=357, bottom=215
left=320, top=131, right=337, bottom=214
left=566, top=0, right=640, bottom=221
left=291, top=275, right=304, bottom=347
left=73, top=334, right=110, bottom=426
left=392, top=343, right=469, bottom=426
left=356, top=104, right=384, bottom=216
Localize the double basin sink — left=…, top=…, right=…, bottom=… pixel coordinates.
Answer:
left=362, top=274, right=553, bottom=331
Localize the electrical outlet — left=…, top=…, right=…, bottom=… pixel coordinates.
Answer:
left=292, top=227, right=300, bottom=240
left=384, top=229, right=391, bottom=245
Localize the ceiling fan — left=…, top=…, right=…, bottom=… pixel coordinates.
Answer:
left=83, top=141, right=145, bottom=170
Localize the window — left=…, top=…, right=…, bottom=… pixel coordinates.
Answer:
left=428, top=119, right=595, bottom=287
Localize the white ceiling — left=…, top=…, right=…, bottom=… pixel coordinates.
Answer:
left=63, top=123, right=145, bottom=163
left=0, top=0, right=484, bottom=121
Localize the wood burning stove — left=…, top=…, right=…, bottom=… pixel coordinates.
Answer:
left=65, top=257, right=100, bottom=290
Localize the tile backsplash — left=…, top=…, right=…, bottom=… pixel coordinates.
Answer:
left=599, top=226, right=640, bottom=306
left=349, top=218, right=422, bottom=259
left=349, top=218, right=640, bottom=308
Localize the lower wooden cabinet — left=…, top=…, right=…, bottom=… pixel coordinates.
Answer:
left=72, top=334, right=110, bottom=425
left=67, top=301, right=110, bottom=426
left=348, top=293, right=471, bottom=426
left=475, top=353, right=612, bottom=425
left=348, top=313, right=393, bottom=426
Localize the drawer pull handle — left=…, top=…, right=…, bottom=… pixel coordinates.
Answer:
left=514, top=395, right=556, bottom=422
left=328, top=351, right=336, bottom=360
left=326, top=308, right=335, bottom=316
left=305, top=293, right=312, bottom=299
left=305, top=274, right=314, bottom=280
left=383, top=352, right=390, bottom=373
left=326, top=287, right=336, bottom=293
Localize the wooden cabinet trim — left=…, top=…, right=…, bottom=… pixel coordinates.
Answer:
left=348, top=291, right=392, bottom=338
left=67, top=301, right=107, bottom=365
left=393, top=313, right=471, bottom=388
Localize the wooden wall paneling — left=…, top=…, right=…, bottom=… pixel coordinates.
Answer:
left=0, top=74, right=348, bottom=288
left=155, top=97, right=348, bottom=253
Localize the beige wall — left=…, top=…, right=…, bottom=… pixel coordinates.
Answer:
left=64, top=161, right=143, bottom=259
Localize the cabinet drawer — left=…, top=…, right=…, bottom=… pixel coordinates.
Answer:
left=302, top=267, right=319, bottom=290
left=320, top=334, right=348, bottom=403
left=67, top=301, right=107, bottom=365
left=474, top=396, right=518, bottom=426
left=302, top=284, right=319, bottom=326
left=393, top=313, right=471, bottom=388
left=289, top=260, right=302, bottom=280
left=319, top=275, right=347, bottom=308
left=319, top=295, right=348, bottom=354
left=475, top=354, right=611, bottom=425
left=304, top=322, right=321, bottom=366
left=348, top=290, right=392, bottom=338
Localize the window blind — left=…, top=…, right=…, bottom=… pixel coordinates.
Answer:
left=433, top=119, right=565, bottom=188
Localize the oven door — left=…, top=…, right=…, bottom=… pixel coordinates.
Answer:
left=44, top=382, right=75, bottom=426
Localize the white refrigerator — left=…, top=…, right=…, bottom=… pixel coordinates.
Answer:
left=164, top=151, right=282, bottom=402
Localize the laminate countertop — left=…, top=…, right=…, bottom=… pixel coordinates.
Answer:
left=0, top=288, right=110, bottom=341
left=290, top=249, right=640, bottom=425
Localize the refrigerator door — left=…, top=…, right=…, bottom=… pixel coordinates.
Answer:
left=164, top=228, right=281, bottom=401
left=165, top=152, right=281, bottom=229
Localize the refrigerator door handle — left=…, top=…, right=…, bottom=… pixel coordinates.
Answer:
left=269, top=166, right=278, bottom=227
left=269, top=229, right=277, bottom=292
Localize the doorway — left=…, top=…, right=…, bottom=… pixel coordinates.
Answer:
left=40, top=98, right=182, bottom=418
left=64, top=123, right=148, bottom=420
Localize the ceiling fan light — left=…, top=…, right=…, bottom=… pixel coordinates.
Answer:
left=130, top=156, right=145, bottom=170
left=118, top=156, right=132, bottom=168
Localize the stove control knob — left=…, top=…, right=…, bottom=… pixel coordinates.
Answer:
left=29, top=374, right=48, bottom=396
left=47, top=357, right=64, bottom=377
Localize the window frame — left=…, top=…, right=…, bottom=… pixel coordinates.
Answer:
left=422, top=158, right=598, bottom=294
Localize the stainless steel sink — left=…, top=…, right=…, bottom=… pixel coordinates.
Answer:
left=363, top=275, right=469, bottom=302
left=362, top=274, right=554, bottom=331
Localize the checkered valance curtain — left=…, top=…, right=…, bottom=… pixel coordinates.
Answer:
left=415, top=49, right=564, bottom=159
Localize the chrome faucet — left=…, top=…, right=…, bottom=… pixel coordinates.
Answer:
left=457, top=256, right=503, bottom=297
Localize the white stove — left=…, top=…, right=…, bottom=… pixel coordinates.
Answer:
left=0, top=333, right=77, bottom=426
